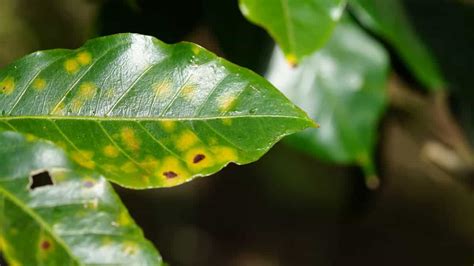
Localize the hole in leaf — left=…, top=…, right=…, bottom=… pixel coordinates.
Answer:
left=163, top=171, right=178, bottom=179
left=29, top=171, right=54, bottom=190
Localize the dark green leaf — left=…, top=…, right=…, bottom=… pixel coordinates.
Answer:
left=266, top=19, right=389, bottom=187
left=350, top=0, right=445, bottom=90
left=0, top=33, right=314, bottom=189
left=239, top=0, right=346, bottom=65
left=0, top=131, right=162, bottom=265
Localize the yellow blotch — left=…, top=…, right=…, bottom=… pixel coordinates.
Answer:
left=25, top=133, right=37, bottom=142
left=120, top=127, right=141, bottom=151
left=64, top=59, right=79, bottom=74
left=122, top=241, right=139, bottom=255
left=71, top=150, right=95, bottom=169
left=0, top=236, right=6, bottom=251
left=285, top=53, right=298, bottom=67
left=0, top=76, right=15, bottom=95
left=154, top=81, right=171, bottom=97
left=191, top=45, right=201, bottom=55
left=51, top=102, right=65, bottom=115
left=175, top=130, right=199, bottom=151
left=211, top=146, right=238, bottom=163
left=103, top=145, right=119, bottom=158
left=32, top=78, right=47, bottom=91
left=103, top=164, right=119, bottom=173
left=78, top=82, right=97, bottom=100
left=185, top=147, right=215, bottom=171
left=157, top=156, right=190, bottom=186
left=222, top=118, right=233, bottom=126
left=181, top=84, right=195, bottom=99
left=217, top=94, right=237, bottom=112
left=160, top=120, right=176, bottom=132
left=76, top=51, right=92, bottom=65
left=83, top=198, right=99, bottom=209
left=139, top=156, right=160, bottom=172
left=50, top=169, right=68, bottom=183
left=9, top=260, right=21, bottom=266
left=71, top=98, right=83, bottom=113
left=120, top=161, right=138, bottom=174
left=117, top=211, right=132, bottom=226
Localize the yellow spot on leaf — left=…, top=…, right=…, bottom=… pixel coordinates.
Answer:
left=9, top=260, right=21, bottom=266
left=157, top=156, right=190, bottom=186
left=160, top=120, right=176, bottom=132
left=103, top=164, right=119, bottom=173
left=181, top=84, right=195, bottom=99
left=120, top=127, right=141, bottom=151
left=76, top=51, right=92, bottom=65
left=192, top=45, right=201, bottom=55
left=25, top=133, right=37, bottom=142
left=222, top=118, right=233, bottom=126
left=217, top=94, right=237, bottom=112
left=120, top=161, right=138, bottom=174
left=117, top=211, right=132, bottom=226
left=122, top=241, right=139, bottom=255
left=139, top=156, right=160, bottom=172
left=78, top=82, right=97, bottom=100
left=32, top=78, right=47, bottom=91
left=0, top=76, right=15, bottom=95
left=154, top=81, right=171, bottom=97
left=176, top=130, right=199, bottom=151
left=0, top=236, right=6, bottom=251
left=64, top=59, right=79, bottom=74
left=50, top=169, right=68, bottom=183
left=71, top=150, right=95, bottom=169
left=211, top=146, right=238, bottom=163
left=51, top=102, right=65, bottom=115
left=84, top=198, right=99, bottom=209
left=71, top=98, right=83, bottom=113
left=103, top=145, right=119, bottom=158
left=185, top=147, right=214, bottom=171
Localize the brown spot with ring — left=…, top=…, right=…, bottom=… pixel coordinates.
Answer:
left=163, top=171, right=178, bottom=179
left=193, top=154, right=206, bottom=164
left=41, top=240, right=51, bottom=250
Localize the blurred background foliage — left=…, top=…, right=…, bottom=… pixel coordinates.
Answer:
left=0, top=0, right=473, bottom=265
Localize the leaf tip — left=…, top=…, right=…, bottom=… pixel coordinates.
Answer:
left=285, top=53, right=299, bottom=68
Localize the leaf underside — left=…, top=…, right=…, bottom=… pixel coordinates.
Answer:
left=0, top=33, right=314, bottom=189
left=0, top=131, right=163, bottom=265
left=266, top=19, right=389, bottom=177
left=239, top=0, right=346, bottom=64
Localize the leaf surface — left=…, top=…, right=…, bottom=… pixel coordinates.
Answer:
left=266, top=19, right=388, bottom=186
left=350, top=0, right=445, bottom=90
left=0, top=33, right=314, bottom=188
left=239, top=0, right=346, bottom=65
left=0, top=131, right=162, bottom=265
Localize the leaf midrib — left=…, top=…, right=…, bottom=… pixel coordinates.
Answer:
left=0, top=114, right=312, bottom=122
left=0, top=185, right=82, bottom=266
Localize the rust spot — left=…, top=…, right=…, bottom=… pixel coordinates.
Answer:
left=193, top=154, right=206, bottom=164
left=163, top=171, right=178, bottom=179
left=41, top=240, right=51, bottom=250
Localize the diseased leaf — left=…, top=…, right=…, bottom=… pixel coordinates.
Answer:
left=0, top=33, right=314, bottom=189
left=239, top=0, right=346, bottom=65
left=0, top=131, right=163, bottom=265
left=350, top=0, right=445, bottom=90
left=266, top=19, right=389, bottom=187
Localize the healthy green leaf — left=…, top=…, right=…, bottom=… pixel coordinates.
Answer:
left=0, top=33, right=314, bottom=189
left=239, top=0, right=346, bottom=65
left=266, top=19, right=389, bottom=187
left=0, top=131, right=163, bottom=265
left=350, top=0, right=445, bottom=90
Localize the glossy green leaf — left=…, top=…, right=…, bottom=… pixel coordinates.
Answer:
left=0, top=131, right=163, bottom=265
left=0, top=33, right=314, bottom=189
left=350, top=0, right=445, bottom=90
left=266, top=19, right=389, bottom=187
left=239, top=0, right=346, bottom=65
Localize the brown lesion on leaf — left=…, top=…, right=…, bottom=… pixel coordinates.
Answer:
left=163, top=171, right=178, bottom=179
left=193, top=154, right=206, bottom=164
left=40, top=240, right=51, bottom=250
